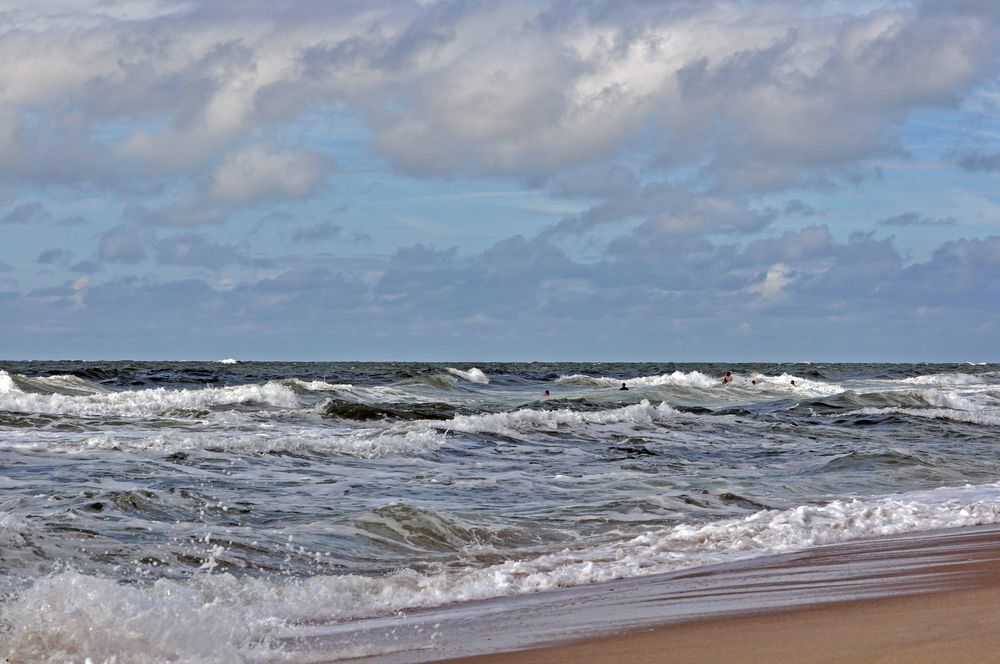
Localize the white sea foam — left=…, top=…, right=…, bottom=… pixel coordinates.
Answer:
left=556, top=371, right=717, bottom=389
left=0, top=374, right=301, bottom=418
left=446, top=367, right=490, bottom=384
left=72, top=427, right=446, bottom=458
left=555, top=370, right=842, bottom=397
left=0, top=370, right=17, bottom=394
left=288, top=378, right=353, bottom=392
left=0, top=513, right=31, bottom=548
left=744, top=372, right=843, bottom=396
left=5, top=482, right=1000, bottom=663
left=442, top=399, right=678, bottom=435
left=893, top=372, right=994, bottom=386
left=216, top=358, right=238, bottom=365
left=845, top=406, right=1000, bottom=427
left=0, top=572, right=278, bottom=664
left=288, top=379, right=428, bottom=403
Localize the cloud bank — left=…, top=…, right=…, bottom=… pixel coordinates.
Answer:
left=0, top=0, right=998, bottom=359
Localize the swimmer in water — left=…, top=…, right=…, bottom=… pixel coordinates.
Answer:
left=722, top=371, right=733, bottom=384
left=619, top=383, right=629, bottom=390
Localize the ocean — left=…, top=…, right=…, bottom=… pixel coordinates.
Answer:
left=1, top=361, right=998, bottom=662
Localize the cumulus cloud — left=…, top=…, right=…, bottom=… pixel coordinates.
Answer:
left=737, top=225, right=834, bottom=267
left=3, top=230, right=997, bottom=359
left=546, top=177, right=775, bottom=241
left=208, top=145, right=329, bottom=204
left=0, top=1, right=995, bottom=193
left=895, top=235, right=1000, bottom=307
left=1, top=1, right=998, bottom=359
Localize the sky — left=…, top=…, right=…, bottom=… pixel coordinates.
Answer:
left=1, top=0, right=999, bottom=362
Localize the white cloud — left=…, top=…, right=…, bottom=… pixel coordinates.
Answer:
left=0, top=1, right=995, bottom=192
left=208, top=144, right=328, bottom=203
left=747, top=263, right=794, bottom=302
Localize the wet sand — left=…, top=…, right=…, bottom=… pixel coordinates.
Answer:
left=443, top=586, right=1000, bottom=663
left=437, top=525, right=1000, bottom=664
left=290, top=525, right=1000, bottom=662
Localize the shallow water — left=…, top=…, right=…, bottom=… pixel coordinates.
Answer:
left=1, top=361, right=998, bottom=661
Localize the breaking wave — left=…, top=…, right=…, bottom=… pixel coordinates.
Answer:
left=0, top=370, right=300, bottom=417
left=446, top=367, right=489, bottom=384
left=440, top=399, right=679, bottom=435
left=5, top=482, right=1000, bottom=663
left=843, top=406, right=1000, bottom=427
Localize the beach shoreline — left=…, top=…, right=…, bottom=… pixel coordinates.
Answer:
left=441, top=586, right=1000, bottom=664
left=303, top=524, right=1000, bottom=663
left=427, top=524, right=1000, bottom=663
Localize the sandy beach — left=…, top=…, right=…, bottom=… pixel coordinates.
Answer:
left=443, top=587, right=1000, bottom=663
left=428, top=525, right=1000, bottom=664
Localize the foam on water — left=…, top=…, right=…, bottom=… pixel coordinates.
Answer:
left=3, top=361, right=999, bottom=661
left=289, top=380, right=431, bottom=404
left=556, top=371, right=717, bottom=389
left=894, top=372, right=996, bottom=386
left=845, top=406, right=1000, bottom=427
left=446, top=367, right=490, bottom=384
left=5, top=482, right=1000, bottom=663
left=0, top=425, right=447, bottom=459
left=555, top=370, right=842, bottom=398
left=442, top=399, right=678, bottom=435
left=0, top=572, right=279, bottom=664
left=0, top=373, right=301, bottom=417
left=0, top=370, right=17, bottom=395
left=0, top=513, right=30, bottom=548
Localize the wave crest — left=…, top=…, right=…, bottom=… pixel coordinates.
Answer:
left=443, top=399, right=678, bottom=435
left=446, top=367, right=489, bottom=384
left=6, top=482, right=1000, bottom=663
left=0, top=375, right=300, bottom=418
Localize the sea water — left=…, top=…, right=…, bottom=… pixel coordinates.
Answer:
left=0, top=361, right=998, bottom=661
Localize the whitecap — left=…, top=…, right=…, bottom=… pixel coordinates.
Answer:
left=446, top=367, right=489, bottom=384
left=0, top=380, right=301, bottom=418
left=442, top=399, right=678, bottom=435
left=6, top=482, right=1000, bottom=663
left=844, top=406, right=1000, bottom=427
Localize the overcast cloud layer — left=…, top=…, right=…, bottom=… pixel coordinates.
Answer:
left=1, top=0, right=998, bottom=360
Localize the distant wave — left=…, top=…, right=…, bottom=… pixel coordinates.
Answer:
left=24, top=427, right=449, bottom=459
left=441, top=399, right=678, bottom=435
left=0, top=370, right=300, bottom=417
left=446, top=367, right=489, bottom=384
left=843, top=406, right=1000, bottom=427
left=891, top=372, right=997, bottom=386
left=555, top=370, right=842, bottom=396
left=2, top=372, right=110, bottom=396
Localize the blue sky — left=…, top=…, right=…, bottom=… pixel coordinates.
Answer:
left=1, top=0, right=998, bottom=361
